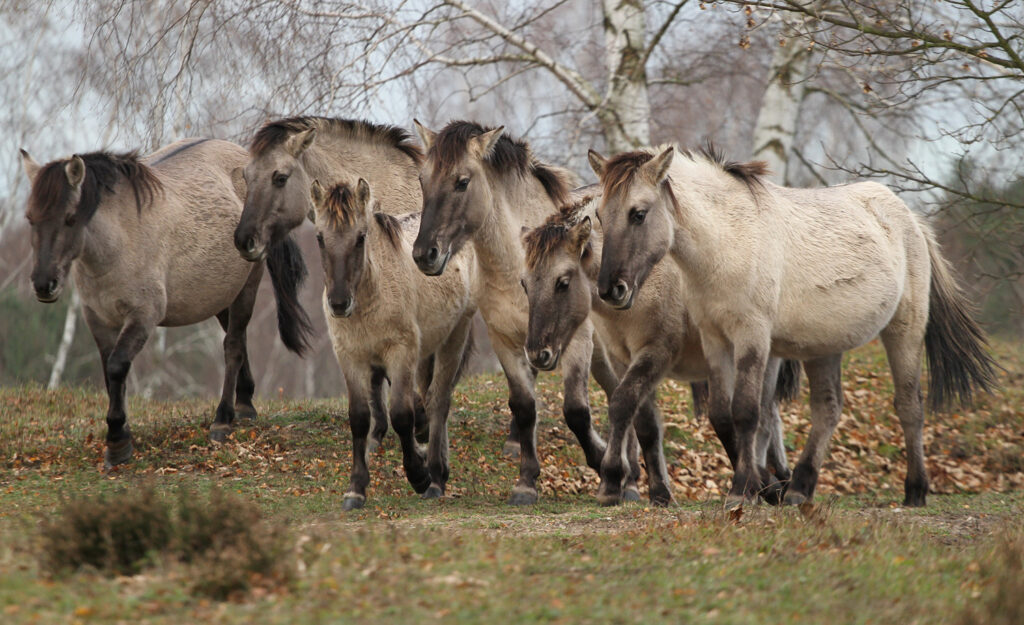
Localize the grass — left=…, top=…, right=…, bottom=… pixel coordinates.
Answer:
left=1, top=339, right=1023, bottom=623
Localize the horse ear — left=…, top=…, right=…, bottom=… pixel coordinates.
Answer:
left=569, top=215, right=593, bottom=258
left=356, top=178, right=373, bottom=216
left=287, top=128, right=316, bottom=157
left=413, top=119, right=436, bottom=152
left=309, top=180, right=325, bottom=223
left=475, top=126, right=504, bottom=159
left=587, top=150, right=607, bottom=179
left=643, top=147, right=674, bottom=185
left=20, top=149, right=41, bottom=182
left=65, top=155, right=85, bottom=189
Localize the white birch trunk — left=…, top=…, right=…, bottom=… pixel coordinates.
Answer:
left=751, top=24, right=812, bottom=185
left=600, top=0, right=651, bottom=152
left=47, top=287, right=80, bottom=390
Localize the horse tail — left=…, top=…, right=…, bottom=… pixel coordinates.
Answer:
left=923, top=232, right=998, bottom=410
left=265, top=235, right=314, bottom=356
left=775, top=359, right=802, bottom=402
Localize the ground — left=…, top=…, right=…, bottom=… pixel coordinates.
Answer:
left=1, top=340, right=1022, bottom=624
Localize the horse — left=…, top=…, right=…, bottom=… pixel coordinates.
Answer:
left=411, top=120, right=640, bottom=506
left=588, top=143, right=997, bottom=507
left=309, top=178, right=476, bottom=509
left=234, top=116, right=443, bottom=449
left=522, top=195, right=797, bottom=505
left=20, top=139, right=313, bottom=469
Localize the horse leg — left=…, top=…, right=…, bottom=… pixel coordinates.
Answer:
left=756, top=357, right=789, bottom=505
left=597, top=346, right=670, bottom=506
left=211, top=270, right=260, bottom=442
left=493, top=344, right=540, bottom=505
left=366, top=367, right=389, bottom=454
left=701, top=334, right=737, bottom=467
left=386, top=361, right=431, bottom=494
left=690, top=381, right=710, bottom=417
left=560, top=323, right=607, bottom=473
left=881, top=322, right=929, bottom=507
left=414, top=355, right=433, bottom=444
left=725, top=332, right=771, bottom=507
left=423, top=316, right=473, bottom=499
left=216, top=313, right=256, bottom=421
left=635, top=392, right=673, bottom=506
left=341, top=366, right=373, bottom=511
left=590, top=341, right=642, bottom=501
left=101, top=316, right=156, bottom=470
left=784, top=354, right=843, bottom=506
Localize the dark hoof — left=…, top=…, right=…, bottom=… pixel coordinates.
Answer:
left=102, top=434, right=133, bottom=471
left=342, top=494, right=366, bottom=511
left=783, top=491, right=807, bottom=507
left=408, top=471, right=432, bottom=495
left=596, top=490, right=621, bottom=507
left=902, top=494, right=927, bottom=508
left=422, top=485, right=444, bottom=500
left=649, top=487, right=675, bottom=507
left=622, top=487, right=642, bottom=503
left=234, top=403, right=258, bottom=420
left=209, top=423, right=232, bottom=444
left=508, top=486, right=538, bottom=506
left=502, top=439, right=521, bottom=459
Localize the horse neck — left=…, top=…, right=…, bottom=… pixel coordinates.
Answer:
left=75, top=185, right=137, bottom=277
left=472, top=173, right=552, bottom=285
left=665, top=172, right=724, bottom=277
left=353, top=220, right=398, bottom=311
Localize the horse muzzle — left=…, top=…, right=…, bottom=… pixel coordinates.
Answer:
left=527, top=346, right=560, bottom=371
left=413, top=244, right=451, bottom=276
left=33, top=277, right=62, bottom=303
left=329, top=296, right=355, bottom=319
left=599, top=278, right=634, bottom=310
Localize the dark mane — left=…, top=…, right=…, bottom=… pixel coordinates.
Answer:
left=27, top=151, right=161, bottom=224
left=250, top=116, right=423, bottom=165
left=431, top=120, right=571, bottom=206
left=601, top=151, right=656, bottom=200
left=320, top=183, right=401, bottom=248
left=689, top=140, right=768, bottom=191
left=522, top=195, right=593, bottom=270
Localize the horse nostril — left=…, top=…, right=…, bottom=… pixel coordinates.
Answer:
left=426, top=246, right=439, bottom=263
left=538, top=348, right=553, bottom=366
left=246, top=237, right=258, bottom=253
left=46, top=279, right=58, bottom=295
left=612, top=280, right=627, bottom=302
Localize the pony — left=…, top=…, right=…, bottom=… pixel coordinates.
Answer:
left=310, top=178, right=476, bottom=509
left=522, top=195, right=796, bottom=505
left=20, top=139, right=312, bottom=468
left=589, top=143, right=997, bottom=506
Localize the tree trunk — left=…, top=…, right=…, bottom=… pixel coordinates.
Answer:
left=47, top=287, right=80, bottom=390
left=600, top=0, right=651, bottom=152
left=751, top=23, right=812, bottom=185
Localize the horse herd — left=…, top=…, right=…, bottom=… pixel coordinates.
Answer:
left=19, top=116, right=997, bottom=510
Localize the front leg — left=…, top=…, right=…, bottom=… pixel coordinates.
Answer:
left=386, top=362, right=430, bottom=494
left=726, top=332, right=772, bottom=506
left=341, top=366, right=374, bottom=511
left=422, top=316, right=473, bottom=499
left=492, top=343, right=540, bottom=506
left=589, top=341, right=642, bottom=502
left=560, top=323, right=607, bottom=473
left=596, top=346, right=671, bottom=506
left=366, top=367, right=389, bottom=454
left=102, top=317, right=157, bottom=470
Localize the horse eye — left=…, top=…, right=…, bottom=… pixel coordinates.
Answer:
left=556, top=276, right=570, bottom=292
left=64, top=213, right=77, bottom=227
left=315, top=232, right=324, bottom=248
left=273, top=172, right=289, bottom=188
left=455, top=177, right=470, bottom=192
left=630, top=209, right=647, bottom=225
left=355, top=232, right=366, bottom=247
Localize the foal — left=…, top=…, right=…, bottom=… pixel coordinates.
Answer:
left=310, top=179, right=476, bottom=509
left=21, top=139, right=312, bottom=468
left=522, top=198, right=794, bottom=505
left=590, top=144, right=997, bottom=506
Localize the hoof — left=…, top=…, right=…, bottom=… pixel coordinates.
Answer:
left=234, top=403, right=258, bottom=420
left=342, top=494, right=366, bottom=511
left=596, top=491, right=621, bottom=507
left=783, top=491, right=807, bottom=507
left=760, top=478, right=786, bottom=506
left=367, top=436, right=382, bottom=455
left=622, top=487, right=642, bottom=503
left=649, top=487, right=674, bottom=508
left=902, top=494, right=927, bottom=508
left=102, top=434, right=133, bottom=471
left=209, top=423, right=232, bottom=444
left=422, top=485, right=444, bottom=500
left=724, top=494, right=750, bottom=511
left=508, top=486, right=538, bottom=506
left=502, top=439, right=521, bottom=459
left=408, top=471, right=432, bottom=495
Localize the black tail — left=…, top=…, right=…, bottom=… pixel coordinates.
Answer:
left=775, top=359, right=802, bottom=402
left=265, top=236, right=314, bottom=356
left=924, top=236, right=999, bottom=410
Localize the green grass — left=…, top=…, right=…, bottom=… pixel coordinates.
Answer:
left=1, top=339, right=1023, bottom=623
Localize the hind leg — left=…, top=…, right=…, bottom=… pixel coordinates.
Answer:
left=414, top=356, right=433, bottom=444
left=634, top=393, right=673, bottom=506
left=423, top=317, right=473, bottom=499
left=784, top=354, right=843, bottom=506
left=366, top=368, right=389, bottom=454
left=211, top=269, right=260, bottom=443
left=756, top=357, right=790, bottom=504
left=881, top=324, right=929, bottom=507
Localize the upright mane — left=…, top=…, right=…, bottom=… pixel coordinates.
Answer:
left=523, top=194, right=595, bottom=270
left=27, top=151, right=162, bottom=224
left=430, top=121, right=571, bottom=206
left=601, top=142, right=767, bottom=203
left=320, top=183, right=402, bottom=248
left=250, top=116, right=423, bottom=165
